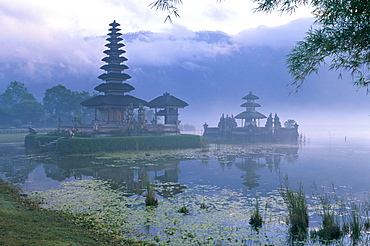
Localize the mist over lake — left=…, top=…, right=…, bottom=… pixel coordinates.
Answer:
left=2, top=3, right=370, bottom=243
left=1, top=134, right=370, bottom=244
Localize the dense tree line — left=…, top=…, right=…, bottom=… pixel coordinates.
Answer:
left=0, top=81, right=93, bottom=128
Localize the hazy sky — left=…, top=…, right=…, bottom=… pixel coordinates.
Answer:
left=0, top=0, right=315, bottom=96
left=0, top=0, right=313, bottom=36
left=1, top=0, right=370, bottom=140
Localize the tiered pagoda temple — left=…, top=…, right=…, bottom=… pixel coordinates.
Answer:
left=77, top=21, right=187, bottom=136
left=203, top=91, right=299, bottom=142
left=235, top=91, right=266, bottom=127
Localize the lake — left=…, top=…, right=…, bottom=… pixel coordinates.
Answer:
left=1, top=137, right=370, bottom=245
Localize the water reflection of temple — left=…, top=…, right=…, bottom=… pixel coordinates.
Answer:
left=0, top=144, right=299, bottom=195
left=0, top=145, right=38, bottom=184
left=236, top=157, right=266, bottom=190
left=43, top=158, right=185, bottom=197
left=216, top=146, right=298, bottom=190
left=40, top=148, right=298, bottom=195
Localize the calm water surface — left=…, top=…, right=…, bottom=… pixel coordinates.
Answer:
left=1, top=138, right=370, bottom=244
left=1, top=139, right=370, bottom=198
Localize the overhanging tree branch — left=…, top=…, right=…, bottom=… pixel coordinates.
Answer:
left=150, top=0, right=370, bottom=91
left=149, top=0, right=183, bottom=22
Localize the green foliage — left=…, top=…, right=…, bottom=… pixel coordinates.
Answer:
left=349, top=203, right=362, bottom=241
left=25, top=135, right=61, bottom=149
left=313, top=184, right=342, bottom=241
left=46, top=129, right=68, bottom=137
left=251, top=0, right=370, bottom=90
left=152, top=0, right=370, bottom=90
left=0, top=81, right=42, bottom=126
left=145, top=185, right=158, bottom=207
left=284, top=119, right=297, bottom=128
left=35, top=135, right=61, bottom=145
left=0, top=179, right=149, bottom=245
left=25, top=169, right=370, bottom=245
left=150, top=0, right=182, bottom=22
left=46, top=129, right=89, bottom=137
left=24, top=135, right=38, bottom=148
left=280, top=176, right=309, bottom=238
left=43, top=84, right=92, bottom=120
left=178, top=206, right=190, bottom=214
left=32, top=179, right=287, bottom=245
left=0, top=81, right=36, bottom=109
left=12, top=100, right=44, bottom=125
left=249, top=198, right=263, bottom=230
left=0, top=108, right=12, bottom=125
left=56, top=135, right=201, bottom=154
left=10, top=119, right=22, bottom=128
left=317, top=213, right=341, bottom=241
left=43, top=84, right=72, bottom=117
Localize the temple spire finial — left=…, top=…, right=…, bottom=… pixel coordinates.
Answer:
left=110, top=20, right=120, bottom=27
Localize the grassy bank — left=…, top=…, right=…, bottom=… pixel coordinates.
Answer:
left=0, top=179, right=151, bottom=246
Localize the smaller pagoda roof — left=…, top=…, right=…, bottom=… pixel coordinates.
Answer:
left=98, top=73, right=131, bottom=81
left=103, top=49, right=126, bottom=56
left=240, top=102, right=261, bottom=108
left=100, top=64, right=129, bottom=71
left=102, top=56, right=127, bottom=63
left=148, top=92, right=188, bottom=108
left=94, top=83, right=134, bottom=92
left=242, top=91, right=259, bottom=100
left=105, top=43, right=125, bottom=48
left=108, top=27, right=121, bottom=32
left=235, top=111, right=267, bottom=119
left=106, top=37, right=123, bottom=43
left=80, top=94, right=147, bottom=108
left=107, top=32, right=122, bottom=37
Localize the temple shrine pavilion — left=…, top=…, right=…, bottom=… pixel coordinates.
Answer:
left=149, top=92, right=189, bottom=125
left=235, top=91, right=266, bottom=127
left=77, top=21, right=187, bottom=135
left=203, top=91, right=299, bottom=142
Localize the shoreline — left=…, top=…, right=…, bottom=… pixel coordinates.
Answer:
left=0, top=169, right=152, bottom=245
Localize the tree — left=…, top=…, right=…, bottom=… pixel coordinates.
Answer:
left=255, top=0, right=370, bottom=92
left=151, top=0, right=370, bottom=91
left=0, top=81, right=36, bottom=109
left=43, top=84, right=73, bottom=118
left=43, top=84, right=92, bottom=122
left=150, top=0, right=182, bottom=22
left=284, top=119, right=297, bottom=128
left=0, top=81, right=41, bottom=126
left=12, top=100, right=44, bottom=125
left=0, top=108, right=12, bottom=125
left=70, top=90, right=93, bottom=119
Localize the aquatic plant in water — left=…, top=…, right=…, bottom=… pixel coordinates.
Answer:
left=177, top=206, right=190, bottom=214
left=31, top=180, right=292, bottom=245
left=249, top=198, right=263, bottom=230
left=348, top=203, right=362, bottom=242
left=311, top=183, right=342, bottom=241
left=30, top=180, right=370, bottom=244
left=145, top=184, right=158, bottom=207
left=280, top=176, right=309, bottom=239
